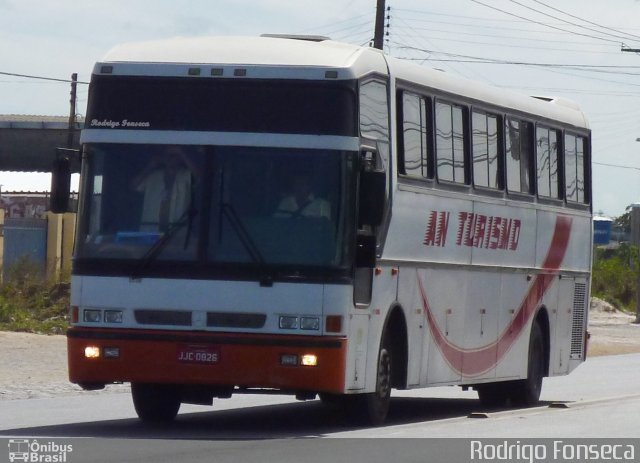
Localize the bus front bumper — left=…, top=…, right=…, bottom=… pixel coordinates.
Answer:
left=67, top=327, right=347, bottom=394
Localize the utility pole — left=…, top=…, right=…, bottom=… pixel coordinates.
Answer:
left=373, top=0, right=386, bottom=50
left=67, top=72, right=78, bottom=149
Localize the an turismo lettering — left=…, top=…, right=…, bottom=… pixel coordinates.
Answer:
left=423, top=210, right=521, bottom=251
left=456, top=212, right=521, bottom=251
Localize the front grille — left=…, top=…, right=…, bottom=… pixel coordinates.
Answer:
left=135, top=310, right=192, bottom=326
left=570, top=282, right=587, bottom=358
left=207, top=312, right=266, bottom=329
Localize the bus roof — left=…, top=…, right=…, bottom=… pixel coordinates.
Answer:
left=99, top=35, right=589, bottom=130
left=101, top=35, right=386, bottom=72
left=386, top=56, right=589, bottom=129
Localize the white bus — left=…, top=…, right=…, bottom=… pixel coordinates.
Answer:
left=56, top=35, right=591, bottom=426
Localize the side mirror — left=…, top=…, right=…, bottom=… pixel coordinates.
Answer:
left=358, top=170, right=386, bottom=227
left=356, top=233, right=377, bottom=268
left=50, top=155, right=71, bottom=213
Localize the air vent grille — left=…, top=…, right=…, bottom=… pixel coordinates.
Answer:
left=207, top=312, right=266, bottom=329
left=135, top=310, right=192, bottom=326
left=570, top=283, right=587, bottom=358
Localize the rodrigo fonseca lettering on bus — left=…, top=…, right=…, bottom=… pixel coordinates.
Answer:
left=90, top=119, right=151, bottom=128
left=470, top=440, right=636, bottom=463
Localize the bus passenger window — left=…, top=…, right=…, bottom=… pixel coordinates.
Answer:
left=505, top=118, right=533, bottom=194
left=472, top=111, right=500, bottom=189
left=436, top=101, right=466, bottom=184
left=536, top=126, right=560, bottom=199
left=565, top=134, right=588, bottom=203
left=400, top=92, right=429, bottom=179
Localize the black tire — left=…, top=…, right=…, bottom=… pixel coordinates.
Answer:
left=365, top=342, right=392, bottom=424
left=345, top=337, right=392, bottom=426
left=509, top=321, right=545, bottom=406
left=131, top=383, right=181, bottom=423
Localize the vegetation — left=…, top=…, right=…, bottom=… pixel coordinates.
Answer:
left=0, top=257, right=70, bottom=334
left=592, top=243, right=638, bottom=313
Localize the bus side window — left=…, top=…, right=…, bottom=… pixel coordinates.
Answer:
left=359, top=79, right=389, bottom=172
left=472, top=110, right=501, bottom=190
left=536, top=126, right=561, bottom=199
left=565, top=134, right=589, bottom=204
left=398, top=91, right=431, bottom=179
left=505, top=118, right=534, bottom=195
left=435, top=101, right=467, bottom=184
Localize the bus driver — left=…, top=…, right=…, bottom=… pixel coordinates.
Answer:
left=274, top=173, right=331, bottom=219
left=132, top=146, right=193, bottom=232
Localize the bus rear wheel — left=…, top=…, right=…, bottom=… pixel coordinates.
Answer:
left=131, top=383, right=181, bottom=422
left=509, top=321, right=545, bottom=406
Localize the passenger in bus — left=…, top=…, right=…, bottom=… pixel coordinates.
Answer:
left=132, top=146, right=195, bottom=232
left=274, top=173, right=331, bottom=220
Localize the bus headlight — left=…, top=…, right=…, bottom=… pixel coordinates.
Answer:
left=279, top=316, right=299, bottom=330
left=300, top=317, right=320, bottom=331
left=104, top=310, right=123, bottom=323
left=83, top=309, right=102, bottom=323
left=84, top=346, right=100, bottom=359
left=301, top=354, right=318, bottom=367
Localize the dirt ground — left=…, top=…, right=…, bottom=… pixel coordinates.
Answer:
left=0, top=299, right=638, bottom=400
left=587, top=298, right=640, bottom=356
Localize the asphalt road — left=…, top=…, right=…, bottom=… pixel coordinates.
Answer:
left=1, top=353, right=639, bottom=463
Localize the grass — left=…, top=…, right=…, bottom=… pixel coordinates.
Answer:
left=0, top=257, right=70, bottom=334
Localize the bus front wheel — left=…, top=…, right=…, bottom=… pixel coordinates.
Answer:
left=131, top=383, right=181, bottom=422
left=345, top=336, right=392, bottom=426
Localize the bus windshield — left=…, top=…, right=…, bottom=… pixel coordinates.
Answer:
left=76, top=144, right=357, bottom=276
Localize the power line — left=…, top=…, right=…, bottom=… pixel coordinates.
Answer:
left=0, top=71, right=89, bottom=85
left=530, top=0, right=640, bottom=42
left=392, top=44, right=640, bottom=89
left=394, top=46, right=640, bottom=72
left=470, top=0, right=629, bottom=46
left=395, top=30, right=614, bottom=55
left=297, top=12, right=374, bottom=35
left=389, top=18, right=612, bottom=48
left=507, top=0, right=640, bottom=44
left=594, top=161, right=640, bottom=172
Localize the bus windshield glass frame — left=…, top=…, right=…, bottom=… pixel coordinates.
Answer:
left=75, top=143, right=358, bottom=282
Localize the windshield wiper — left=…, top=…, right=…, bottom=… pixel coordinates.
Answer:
left=221, top=202, right=273, bottom=287
left=130, top=206, right=197, bottom=280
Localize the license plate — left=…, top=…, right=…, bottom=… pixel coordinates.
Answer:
left=177, top=345, right=220, bottom=364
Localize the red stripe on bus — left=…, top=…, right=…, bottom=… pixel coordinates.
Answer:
left=418, top=216, right=572, bottom=377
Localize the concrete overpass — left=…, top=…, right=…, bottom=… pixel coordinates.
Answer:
left=0, top=115, right=83, bottom=173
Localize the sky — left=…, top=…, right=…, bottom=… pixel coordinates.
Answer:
left=2, top=0, right=640, bottom=217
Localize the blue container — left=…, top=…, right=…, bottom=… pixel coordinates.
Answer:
left=593, top=217, right=612, bottom=245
